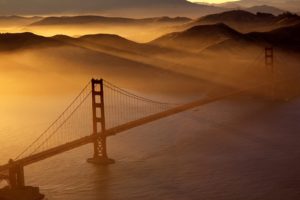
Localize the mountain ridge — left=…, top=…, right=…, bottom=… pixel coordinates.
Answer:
left=186, top=10, right=300, bottom=33
left=30, top=15, right=192, bottom=26
left=2, top=21, right=300, bottom=53
left=152, top=23, right=244, bottom=51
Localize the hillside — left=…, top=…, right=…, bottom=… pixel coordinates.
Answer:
left=217, top=0, right=300, bottom=12
left=152, top=23, right=244, bottom=51
left=205, top=23, right=300, bottom=54
left=246, top=5, right=285, bottom=15
left=0, top=32, right=63, bottom=51
left=30, top=16, right=192, bottom=26
left=248, top=23, right=300, bottom=51
left=0, top=16, right=41, bottom=27
left=186, top=10, right=300, bottom=33
left=2, top=26, right=300, bottom=90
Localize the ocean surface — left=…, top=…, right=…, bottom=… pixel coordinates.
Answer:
left=1, top=94, right=300, bottom=200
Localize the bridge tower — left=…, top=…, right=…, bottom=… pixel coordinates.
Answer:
left=8, top=159, right=25, bottom=189
left=265, top=47, right=276, bottom=99
left=87, top=79, right=115, bottom=165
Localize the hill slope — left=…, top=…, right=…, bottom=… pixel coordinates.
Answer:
left=30, top=16, right=192, bottom=26
left=0, top=16, right=42, bottom=27
left=186, top=10, right=300, bottom=33
left=246, top=5, right=285, bottom=15
left=152, top=23, right=244, bottom=51
left=0, top=32, right=62, bottom=51
left=205, top=23, right=300, bottom=53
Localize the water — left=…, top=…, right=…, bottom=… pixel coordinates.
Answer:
left=2, top=94, right=300, bottom=199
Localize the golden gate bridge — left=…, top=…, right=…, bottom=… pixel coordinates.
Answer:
left=0, top=47, right=298, bottom=189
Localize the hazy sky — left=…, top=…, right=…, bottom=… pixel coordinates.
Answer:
left=0, top=0, right=298, bottom=16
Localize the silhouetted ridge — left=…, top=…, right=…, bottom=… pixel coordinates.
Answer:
left=186, top=10, right=300, bottom=33
left=0, top=32, right=62, bottom=51
left=0, top=15, right=41, bottom=21
left=177, top=23, right=241, bottom=38
left=152, top=23, right=243, bottom=51
left=0, top=15, right=42, bottom=26
left=80, top=34, right=133, bottom=42
left=30, top=15, right=192, bottom=26
left=200, top=10, right=265, bottom=23
left=31, top=16, right=134, bottom=26
left=246, top=5, right=285, bottom=15
left=78, top=33, right=139, bottom=49
left=247, top=23, right=300, bottom=51
left=145, top=16, right=191, bottom=23
left=205, top=22, right=300, bottom=53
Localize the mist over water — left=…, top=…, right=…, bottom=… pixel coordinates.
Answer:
left=1, top=10, right=300, bottom=199
left=3, top=95, right=300, bottom=200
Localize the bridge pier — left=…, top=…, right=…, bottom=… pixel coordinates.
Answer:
left=87, top=79, right=115, bottom=165
left=265, top=47, right=277, bottom=100
left=8, top=159, right=25, bottom=189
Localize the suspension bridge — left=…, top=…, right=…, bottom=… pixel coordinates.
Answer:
left=0, top=47, right=299, bottom=189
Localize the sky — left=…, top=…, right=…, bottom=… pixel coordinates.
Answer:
left=0, top=0, right=298, bottom=16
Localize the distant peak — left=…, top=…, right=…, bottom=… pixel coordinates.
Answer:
left=185, top=23, right=235, bottom=33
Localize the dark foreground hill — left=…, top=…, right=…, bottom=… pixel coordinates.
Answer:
left=0, top=32, right=62, bottom=51
left=206, top=23, right=300, bottom=53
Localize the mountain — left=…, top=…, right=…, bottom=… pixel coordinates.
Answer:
left=246, top=5, right=285, bottom=15
left=30, top=16, right=192, bottom=26
left=0, top=0, right=225, bottom=18
left=53, top=33, right=191, bottom=68
left=28, top=15, right=194, bottom=43
left=186, top=10, right=300, bottom=33
left=1, top=27, right=299, bottom=95
left=0, top=16, right=42, bottom=27
left=217, top=0, right=300, bottom=12
left=79, top=34, right=136, bottom=46
left=53, top=33, right=143, bottom=54
left=152, top=23, right=244, bottom=51
left=248, top=23, right=300, bottom=51
left=0, top=32, right=63, bottom=51
left=3, top=21, right=300, bottom=54
left=206, top=23, right=300, bottom=53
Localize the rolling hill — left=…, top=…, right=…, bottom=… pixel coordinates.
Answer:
left=216, top=0, right=300, bottom=12
left=0, top=16, right=42, bottom=27
left=186, top=10, right=300, bottom=33
left=0, top=32, right=63, bottom=51
left=246, top=5, right=285, bottom=15
left=152, top=23, right=244, bottom=51
left=30, top=16, right=192, bottom=26
left=205, top=22, right=300, bottom=54
left=3, top=20, right=300, bottom=55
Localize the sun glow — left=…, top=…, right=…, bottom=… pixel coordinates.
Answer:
left=188, top=0, right=239, bottom=3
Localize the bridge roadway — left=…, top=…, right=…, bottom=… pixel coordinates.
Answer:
left=0, top=86, right=251, bottom=175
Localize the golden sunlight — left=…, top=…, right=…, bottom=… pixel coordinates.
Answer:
left=188, top=0, right=239, bottom=3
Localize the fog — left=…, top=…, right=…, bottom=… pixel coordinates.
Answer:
left=1, top=15, right=300, bottom=200
left=24, top=24, right=178, bottom=43
left=0, top=12, right=300, bottom=165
